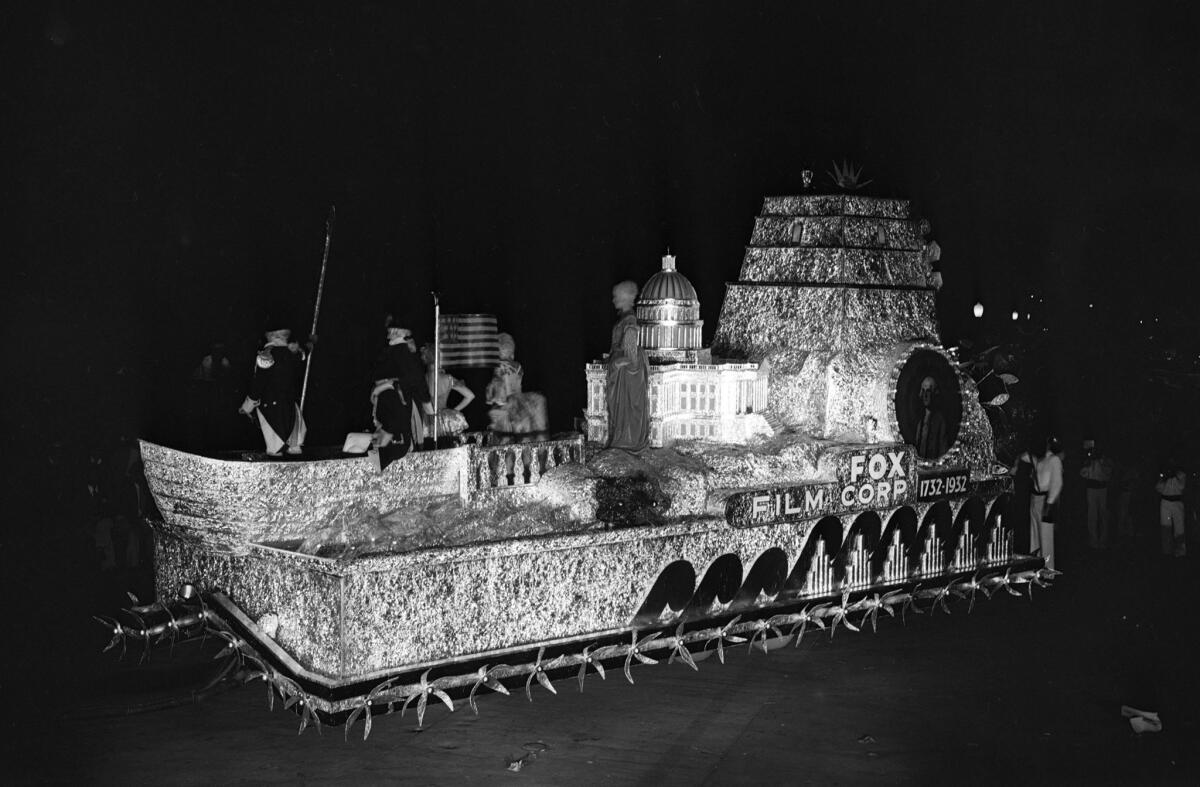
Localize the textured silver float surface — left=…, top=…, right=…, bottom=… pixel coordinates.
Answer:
left=739, top=246, right=929, bottom=287
left=750, top=216, right=921, bottom=249
left=142, top=440, right=470, bottom=550
left=155, top=535, right=345, bottom=675
left=712, top=285, right=940, bottom=433
left=713, top=285, right=939, bottom=360
left=304, top=516, right=815, bottom=670
left=953, top=378, right=998, bottom=475
left=682, top=435, right=828, bottom=494
left=760, top=195, right=911, bottom=218
left=159, top=491, right=1009, bottom=678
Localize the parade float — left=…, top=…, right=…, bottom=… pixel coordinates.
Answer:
left=106, top=188, right=1055, bottom=735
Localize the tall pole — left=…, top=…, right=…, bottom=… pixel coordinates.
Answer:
left=300, top=205, right=335, bottom=414
left=431, top=291, right=440, bottom=445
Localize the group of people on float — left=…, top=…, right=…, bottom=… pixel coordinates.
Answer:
left=237, top=318, right=475, bottom=460
left=237, top=317, right=543, bottom=461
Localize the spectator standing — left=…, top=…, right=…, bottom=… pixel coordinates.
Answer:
left=1155, top=467, right=1187, bottom=557
left=1030, top=436, right=1064, bottom=570
left=1079, top=440, right=1114, bottom=549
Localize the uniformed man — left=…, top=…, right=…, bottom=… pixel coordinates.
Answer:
left=370, top=323, right=433, bottom=469
left=239, top=324, right=313, bottom=455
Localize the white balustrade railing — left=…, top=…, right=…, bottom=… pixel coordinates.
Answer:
left=472, top=435, right=585, bottom=491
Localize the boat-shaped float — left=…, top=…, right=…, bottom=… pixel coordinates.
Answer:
left=115, top=192, right=1053, bottom=732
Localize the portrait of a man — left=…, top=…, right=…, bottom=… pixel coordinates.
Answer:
left=915, top=376, right=949, bottom=459
left=894, top=349, right=962, bottom=460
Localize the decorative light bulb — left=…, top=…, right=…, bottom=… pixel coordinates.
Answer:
left=1011, top=311, right=1019, bottom=321
left=973, top=302, right=984, bottom=318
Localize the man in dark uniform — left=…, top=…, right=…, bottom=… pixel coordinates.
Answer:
left=370, top=323, right=433, bottom=469
left=239, top=325, right=312, bottom=455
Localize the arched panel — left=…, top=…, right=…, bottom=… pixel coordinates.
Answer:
left=783, top=516, right=843, bottom=596
left=731, top=547, right=789, bottom=610
left=685, top=553, right=744, bottom=618
left=839, top=511, right=882, bottom=588
left=986, top=494, right=1010, bottom=531
left=950, top=497, right=987, bottom=566
left=631, top=560, right=696, bottom=626
left=840, top=511, right=882, bottom=556
left=875, top=506, right=918, bottom=581
left=915, top=501, right=954, bottom=574
left=984, top=494, right=1013, bottom=564
left=955, top=497, right=988, bottom=536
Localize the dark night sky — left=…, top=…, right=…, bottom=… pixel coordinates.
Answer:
left=10, top=1, right=1200, bottom=452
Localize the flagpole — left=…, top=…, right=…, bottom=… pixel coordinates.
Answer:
left=431, top=292, right=440, bottom=446
left=300, top=205, right=335, bottom=414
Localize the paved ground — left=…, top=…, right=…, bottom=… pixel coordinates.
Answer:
left=8, top=529, right=1199, bottom=785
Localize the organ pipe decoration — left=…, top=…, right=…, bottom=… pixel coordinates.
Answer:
left=843, top=533, right=870, bottom=590
left=952, top=528, right=975, bottom=572
left=882, top=530, right=905, bottom=582
left=804, top=539, right=834, bottom=595
left=985, top=518, right=1013, bottom=564
left=919, top=522, right=943, bottom=577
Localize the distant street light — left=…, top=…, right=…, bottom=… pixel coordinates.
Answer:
left=973, top=302, right=984, bottom=318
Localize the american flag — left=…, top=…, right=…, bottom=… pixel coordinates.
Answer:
left=437, top=313, right=500, bottom=368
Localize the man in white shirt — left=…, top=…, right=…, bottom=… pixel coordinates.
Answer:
left=1030, top=437, right=1064, bottom=569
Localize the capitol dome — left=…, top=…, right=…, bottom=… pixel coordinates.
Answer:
left=640, top=254, right=698, bottom=301
left=637, top=252, right=703, bottom=360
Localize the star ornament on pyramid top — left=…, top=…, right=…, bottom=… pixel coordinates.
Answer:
left=827, top=159, right=873, bottom=191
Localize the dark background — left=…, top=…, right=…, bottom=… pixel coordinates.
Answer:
left=11, top=0, right=1199, bottom=458
left=6, top=4, right=1200, bottom=774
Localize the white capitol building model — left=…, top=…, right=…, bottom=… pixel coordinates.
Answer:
left=585, top=253, right=772, bottom=447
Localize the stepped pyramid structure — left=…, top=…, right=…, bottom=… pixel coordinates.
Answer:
left=711, top=193, right=994, bottom=471
left=587, top=193, right=994, bottom=469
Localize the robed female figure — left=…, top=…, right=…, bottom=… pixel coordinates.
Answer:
left=604, top=280, right=650, bottom=451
